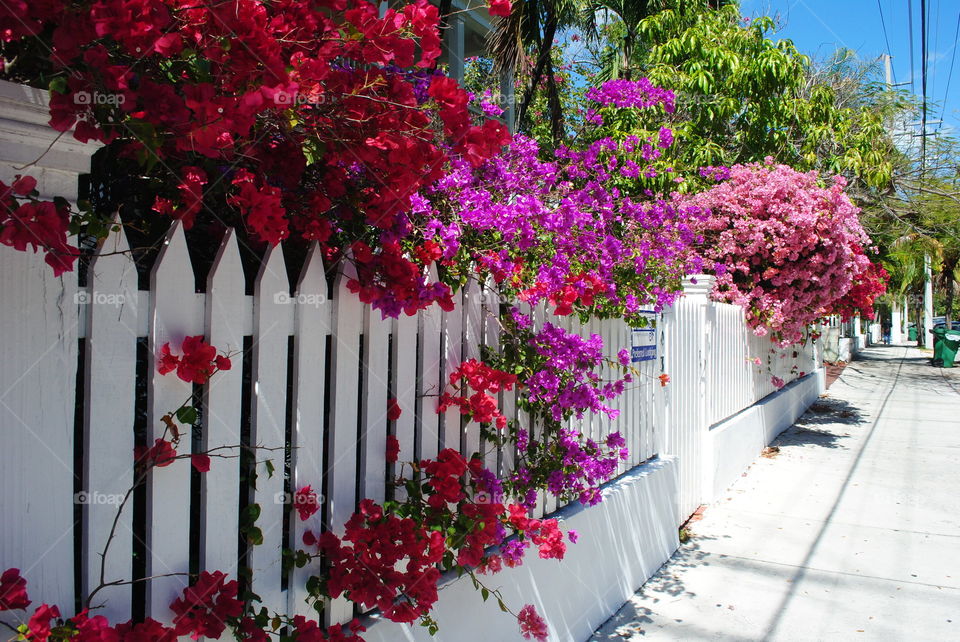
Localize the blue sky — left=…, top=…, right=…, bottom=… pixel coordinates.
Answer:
left=740, top=0, right=960, bottom=135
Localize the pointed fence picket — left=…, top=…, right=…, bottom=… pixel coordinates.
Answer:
left=290, top=243, right=330, bottom=617
left=201, top=230, right=244, bottom=577
left=146, top=222, right=202, bottom=618
left=82, top=223, right=138, bottom=622
left=325, top=261, right=362, bottom=626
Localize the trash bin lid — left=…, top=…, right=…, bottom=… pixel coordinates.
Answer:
left=945, top=330, right=960, bottom=340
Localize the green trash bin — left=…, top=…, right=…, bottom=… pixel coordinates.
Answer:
left=942, top=331, right=960, bottom=368
left=932, top=327, right=947, bottom=365
left=909, top=325, right=918, bottom=341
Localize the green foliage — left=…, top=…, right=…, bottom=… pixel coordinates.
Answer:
left=588, top=1, right=897, bottom=191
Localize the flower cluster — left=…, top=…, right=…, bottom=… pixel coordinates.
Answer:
left=692, top=160, right=876, bottom=344
left=157, top=336, right=231, bottom=384
left=423, top=132, right=704, bottom=323
left=300, top=447, right=567, bottom=638
left=0, top=176, right=76, bottom=276
left=1, top=567, right=365, bottom=641
left=438, top=359, right=517, bottom=429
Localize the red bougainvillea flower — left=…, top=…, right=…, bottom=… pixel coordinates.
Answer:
left=293, top=615, right=366, bottom=641
left=157, top=336, right=229, bottom=384
left=190, top=453, right=211, bottom=473
left=26, top=603, right=60, bottom=641
left=113, top=617, right=176, bottom=641
left=135, top=438, right=177, bottom=469
left=11, top=175, right=36, bottom=195
left=0, top=568, right=30, bottom=611
left=518, top=604, right=548, bottom=641
left=385, top=435, right=400, bottom=464
left=488, top=0, right=512, bottom=17
left=294, top=485, right=320, bottom=521
left=0, top=180, right=78, bottom=277
left=387, top=397, right=402, bottom=421
left=170, top=571, right=243, bottom=640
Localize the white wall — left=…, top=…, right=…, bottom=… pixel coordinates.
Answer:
left=362, top=458, right=681, bottom=642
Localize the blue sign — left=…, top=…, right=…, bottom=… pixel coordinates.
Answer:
left=630, top=326, right=657, bottom=363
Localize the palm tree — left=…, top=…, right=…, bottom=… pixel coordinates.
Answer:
left=487, top=0, right=583, bottom=142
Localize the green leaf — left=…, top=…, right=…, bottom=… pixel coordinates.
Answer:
left=248, top=526, right=264, bottom=546
left=48, top=76, right=68, bottom=95
left=176, top=406, right=198, bottom=425
left=265, top=459, right=275, bottom=478
left=481, top=588, right=490, bottom=601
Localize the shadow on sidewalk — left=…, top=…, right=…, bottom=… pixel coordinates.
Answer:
left=767, top=397, right=865, bottom=451
left=588, top=535, right=728, bottom=639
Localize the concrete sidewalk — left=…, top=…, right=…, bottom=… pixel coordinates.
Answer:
left=591, top=345, right=960, bottom=641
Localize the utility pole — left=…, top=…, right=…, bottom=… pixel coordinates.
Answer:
left=919, top=0, right=934, bottom=348
left=882, top=54, right=907, bottom=344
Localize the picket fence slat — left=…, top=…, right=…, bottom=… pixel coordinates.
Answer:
left=82, top=223, right=137, bottom=621
left=480, top=281, right=500, bottom=476
left=326, top=259, right=362, bottom=626
left=391, top=312, right=418, bottom=493
left=462, top=278, right=483, bottom=461
left=441, top=290, right=464, bottom=452
left=417, top=266, right=443, bottom=463
left=250, top=245, right=291, bottom=616
left=361, top=305, right=390, bottom=504
left=201, top=230, right=244, bottom=577
left=290, top=243, right=329, bottom=617
left=146, top=222, right=201, bottom=618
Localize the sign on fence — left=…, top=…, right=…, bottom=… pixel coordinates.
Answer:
left=630, top=314, right=657, bottom=363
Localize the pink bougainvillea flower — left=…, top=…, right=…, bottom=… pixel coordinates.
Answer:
left=518, top=604, right=548, bottom=641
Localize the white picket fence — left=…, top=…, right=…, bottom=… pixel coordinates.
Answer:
left=0, top=77, right=820, bottom=634
left=662, top=276, right=820, bottom=518
left=0, top=222, right=670, bottom=627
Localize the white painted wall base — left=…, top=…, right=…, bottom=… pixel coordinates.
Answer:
left=361, top=457, right=681, bottom=642
left=703, top=368, right=826, bottom=503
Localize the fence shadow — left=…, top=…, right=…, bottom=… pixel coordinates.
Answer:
left=588, top=535, right=727, bottom=639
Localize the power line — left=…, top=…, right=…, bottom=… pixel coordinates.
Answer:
left=920, top=0, right=928, bottom=177
left=878, top=0, right=898, bottom=85
left=937, top=10, right=960, bottom=131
